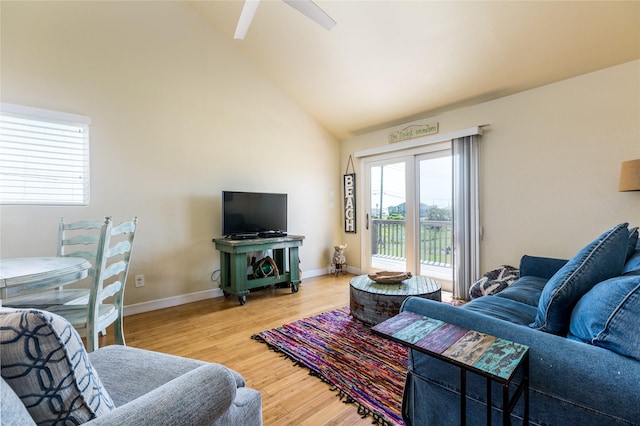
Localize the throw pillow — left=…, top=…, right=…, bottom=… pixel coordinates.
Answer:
left=627, top=226, right=639, bottom=261
left=0, top=309, right=115, bottom=424
left=623, top=249, right=640, bottom=276
left=468, top=265, right=519, bottom=299
left=529, top=223, right=629, bottom=335
left=568, top=275, right=640, bottom=361
left=623, top=238, right=640, bottom=276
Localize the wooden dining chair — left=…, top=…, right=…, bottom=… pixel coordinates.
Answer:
left=46, top=217, right=138, bottom=352
left=4, top=217, right=112, bottom=308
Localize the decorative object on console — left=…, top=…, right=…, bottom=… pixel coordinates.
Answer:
left=618, top=158, right=640, bottom=191
left=252, top=256, right=279, bottom=279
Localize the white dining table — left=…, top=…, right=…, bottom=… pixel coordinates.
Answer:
left=0, top=257, right=92, bottom=300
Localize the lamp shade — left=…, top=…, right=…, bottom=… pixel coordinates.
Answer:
left=619, top=159, right=640, bottom=191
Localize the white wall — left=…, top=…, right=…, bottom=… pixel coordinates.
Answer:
left=0, top=1, right=342, bottom=308
left=341, top=60, right=640, bottom=273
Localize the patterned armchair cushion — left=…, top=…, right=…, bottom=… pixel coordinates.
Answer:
left=0, top=308, right=115, bottom=424
left=469, top=265, right=520, bottom=299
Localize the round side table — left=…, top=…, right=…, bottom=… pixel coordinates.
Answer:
left=350, top=274, right=442, bottom=326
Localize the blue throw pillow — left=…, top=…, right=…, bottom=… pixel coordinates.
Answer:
left=623, top=249, right=640, bottom=276
left=530, top=223, right=629, bottom=335
left=627, top=227, right=638, bottom=261
left=568, top=275, right=640, bottom=361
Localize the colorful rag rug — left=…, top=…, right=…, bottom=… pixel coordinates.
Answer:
left=252, top=306, right=408, bottom=425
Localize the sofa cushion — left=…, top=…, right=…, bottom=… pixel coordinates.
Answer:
left=1, top=378, right=36, bottom=426
left=568, top=275, right=640, bottom=361
left=462, top=296, right=538, bottom=326
left=627, top=227, right=638, bottom=261
left=469, top=265, right=519, bottom=299
left=0, top=309, right=115, bottom=424
left=519, top=255, right=568, bottom=279
left=494, top=275, right=548, bottom=307
left=530, top=223, right=629, bottom=335
left=623, top=243, right=640, bottom=276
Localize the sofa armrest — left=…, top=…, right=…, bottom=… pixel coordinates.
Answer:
left=400, top=297, right=640, bottom=424
left=86, top=364, right=236, bottom=426
left=519, top=255, right=567, bottom=279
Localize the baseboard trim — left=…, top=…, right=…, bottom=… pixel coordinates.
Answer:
left=123, top=268, right=333, bottom=316
left=123, top=288, right=223, bottom=316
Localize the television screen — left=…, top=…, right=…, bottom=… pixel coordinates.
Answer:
left=222, top=191, right=287, bottom=237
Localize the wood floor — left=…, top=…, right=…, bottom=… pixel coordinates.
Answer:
left=103, top=274, right=378, bottom=425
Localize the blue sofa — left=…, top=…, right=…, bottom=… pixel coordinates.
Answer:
left=401, top=223, right=640, bottom=425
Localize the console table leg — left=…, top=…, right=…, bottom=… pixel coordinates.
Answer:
left=460, top=368, right=466, bottom=426
left=289, top=247, right=300, bottom=283
left=524, top=354, right=530, bottom=425
left=503, top=383, right=510, bottom=426
left=487, top=378, right=492, bottom=425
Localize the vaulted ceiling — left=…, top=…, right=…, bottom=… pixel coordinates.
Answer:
left=189, top=1, right=640, bottom=140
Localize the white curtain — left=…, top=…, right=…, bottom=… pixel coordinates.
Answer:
left=452, top=135, right=480, bottom=300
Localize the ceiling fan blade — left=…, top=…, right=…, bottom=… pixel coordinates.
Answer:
left=234, top=0, right=261, bottom=40
left=283, top=0, right=337, bottom=31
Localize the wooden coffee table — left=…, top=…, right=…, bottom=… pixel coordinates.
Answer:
left=349, top=274, right=441, bottom=325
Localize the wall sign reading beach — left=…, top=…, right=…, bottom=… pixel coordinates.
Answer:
left=344, top=156, right=356, bottom=233
left=388, top=122, right=439, bottom=143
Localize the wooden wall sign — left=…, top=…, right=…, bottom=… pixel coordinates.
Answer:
left=388, top=122, right=439, bottom=143
left=344, top=155, right=356, bottom=233
left=344, top=173, right=356, bottom=232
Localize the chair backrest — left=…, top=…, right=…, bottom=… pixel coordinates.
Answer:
left=58, top=217, right=113, bottom=283
left=88, top=217, right=138, bottom=322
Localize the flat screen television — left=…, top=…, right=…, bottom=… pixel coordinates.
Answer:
left=222, top=191, right=287, bottom=238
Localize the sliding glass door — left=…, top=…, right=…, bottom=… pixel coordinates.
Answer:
left=417, top=152, right=453, bottom=289
left=363, top=146, right=453, bottom=291
left=365, top=158, right=411, bottom=273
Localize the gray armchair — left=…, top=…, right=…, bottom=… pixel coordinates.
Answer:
left=0, top=308, right=262, bottom=425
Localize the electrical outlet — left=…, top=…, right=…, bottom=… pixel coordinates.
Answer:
left=135, top=274, right=144, bottom=287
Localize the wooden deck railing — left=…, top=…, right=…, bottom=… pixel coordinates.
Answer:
left=371, top=219, right=452, bottom=267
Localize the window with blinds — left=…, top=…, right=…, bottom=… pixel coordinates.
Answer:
left=0, top=103, right=91, bottom=205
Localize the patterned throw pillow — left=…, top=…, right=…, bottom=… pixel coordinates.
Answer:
left=0, top=309, right=115, bottom=424
left=469, top=265, right=520, bottom=299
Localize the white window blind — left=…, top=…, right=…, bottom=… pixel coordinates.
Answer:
left=0, top=103, right=91, bottom=205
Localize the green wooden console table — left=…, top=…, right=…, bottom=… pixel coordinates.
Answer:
left=212, top=235, right=304, bottom=305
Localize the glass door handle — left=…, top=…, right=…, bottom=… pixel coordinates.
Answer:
left=366, top=213, right=369, bottom=230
